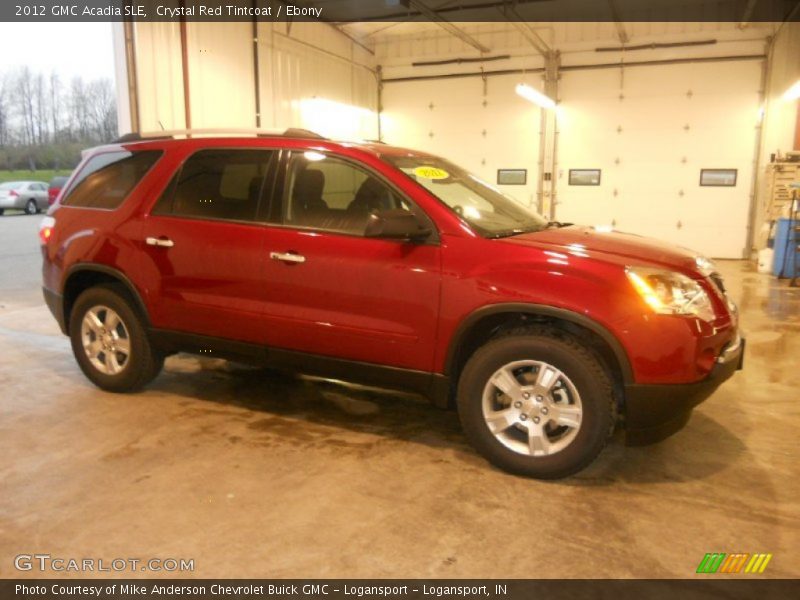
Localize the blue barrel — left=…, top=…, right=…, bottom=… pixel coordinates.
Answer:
left=773, top=217, right=799, bottom=277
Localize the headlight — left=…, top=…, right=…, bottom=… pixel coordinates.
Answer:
left=626, top=267, right=716, bottom=321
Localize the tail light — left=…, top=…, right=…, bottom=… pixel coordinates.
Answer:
left=9, top=190, right=18, bottom=198
left=39, top=216, right=55, bottom=245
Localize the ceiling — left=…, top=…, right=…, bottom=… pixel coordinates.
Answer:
left=313, top=0, right=796, bottom=55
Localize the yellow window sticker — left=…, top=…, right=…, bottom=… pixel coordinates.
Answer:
left=413, top=166, right=450, bottom=180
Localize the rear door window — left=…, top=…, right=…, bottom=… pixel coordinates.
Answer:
left=62, top=150, right=162, bottom=209
left=152, top=149, right=276, bottom=223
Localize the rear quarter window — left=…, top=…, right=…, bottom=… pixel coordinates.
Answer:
left=62, top=150, right=162, bottom=209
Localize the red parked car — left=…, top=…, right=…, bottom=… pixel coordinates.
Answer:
left=48, top=175, right=69, bottom=206
left=40, top=130, right=744, bottom=478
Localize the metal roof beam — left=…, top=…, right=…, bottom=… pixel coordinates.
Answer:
left=497, top=4, right=551, bottom=57
left=408, top=0, right=491, bottom=53
left=608, top=0, right=630, bottom=45
left=327, top=23, right=376, bottom=55
left=738, top=0, right=761, bottom=29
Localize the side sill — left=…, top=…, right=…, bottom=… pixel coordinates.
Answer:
left=148, top=328, right=450, bottom=405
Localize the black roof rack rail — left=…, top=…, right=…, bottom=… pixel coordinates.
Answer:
left=113, top=128, right=328, bottom=143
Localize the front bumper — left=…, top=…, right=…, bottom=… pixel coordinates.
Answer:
left=624, top=334, right=744, bottom=445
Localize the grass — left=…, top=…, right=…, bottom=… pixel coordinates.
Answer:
left=0, top=169, right=73, bottom=184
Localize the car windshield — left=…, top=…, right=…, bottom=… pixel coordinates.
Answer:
left=384, top=155, right=549, bottom=238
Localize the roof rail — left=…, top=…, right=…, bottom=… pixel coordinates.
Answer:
left=112, top=128, right=327, bottom=143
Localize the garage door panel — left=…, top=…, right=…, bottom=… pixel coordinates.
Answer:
left=383, top=74, right=540, bottom=209
left=558, top=59, right=761, bottom=258
left=686, top=60, right=762, bottom=92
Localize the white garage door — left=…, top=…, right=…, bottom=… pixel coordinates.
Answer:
left=555, top=59, right=763, bottom=258
left=381, top=74, right=541, bottom=209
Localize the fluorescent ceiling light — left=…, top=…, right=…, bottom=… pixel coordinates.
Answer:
left=783, top=80, right=800, bottom=101
left=516, top=83, right=556, bottom=109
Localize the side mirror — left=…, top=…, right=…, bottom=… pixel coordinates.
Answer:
left=364, top=209, right=432, bottom=242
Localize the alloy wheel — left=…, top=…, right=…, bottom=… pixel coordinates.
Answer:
left=481, top=359, right=583, bottom=457
left=80, top=305, right=131, bottom=375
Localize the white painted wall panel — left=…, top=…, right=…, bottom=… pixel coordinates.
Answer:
left=133, top=22, right=185, bottom=131
left=754, top=22, right=800, bottom=250
left=258, top=23, right=378, bottom=140
left=128, top=22, right=377, bottom=138
left=186, top=22, right=255, bottom=128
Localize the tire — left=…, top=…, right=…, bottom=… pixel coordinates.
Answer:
left=457, top=327, right=615, bottom=479
left=25, top=199, right=38, bottom=214
left=0, top=208, right=4, bottom=216
left=69, top=284, right=163, bottom=392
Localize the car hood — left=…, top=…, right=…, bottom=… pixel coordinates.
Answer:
left=502, top=226, right=701, bottom=273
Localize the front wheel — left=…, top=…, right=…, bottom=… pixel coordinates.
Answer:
left=457, top=328, right=615, bottom=479
left=25, top=199, right=38, bottom=214
left=69, top=285, right=163, bottom=392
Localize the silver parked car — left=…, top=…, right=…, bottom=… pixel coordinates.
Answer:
left=0, top=181, right=49, bottom=215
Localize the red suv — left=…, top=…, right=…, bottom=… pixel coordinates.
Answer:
left=40, top=130, right=744, bottom=479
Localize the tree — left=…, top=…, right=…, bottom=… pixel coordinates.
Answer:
left=0, top=73, right=9, bottom=147
left=0, top=67, right=118, bottom=170
left=49, top=72, right=61, bottom=142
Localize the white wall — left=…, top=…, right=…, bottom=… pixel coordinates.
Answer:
left=186, top=22, right=256, bottom=128
left=753, top=22, right=800, bottom=250
left=126, top=21, right=378, bottom=139
left=760, top=22, right=800, bottom=162
left=133, top=22, right=186, bottom=131
left=257, top=23, right=378, bottom=139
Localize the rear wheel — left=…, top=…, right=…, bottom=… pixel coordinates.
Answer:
left=69, top=285, right=163, bottom=392
left=457, top=328, right=615, bottom=479
left=0, top=208, right=4, bottom=216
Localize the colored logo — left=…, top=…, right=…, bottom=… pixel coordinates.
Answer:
left=696, top=553, right=772, bottom=574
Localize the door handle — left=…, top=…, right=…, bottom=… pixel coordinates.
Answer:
left=270, top=251, right=306, bottom=264
left=145, top=236, right=175, bottom=248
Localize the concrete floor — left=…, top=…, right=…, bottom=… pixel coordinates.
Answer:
left=1, top=212, right=798, bottom=579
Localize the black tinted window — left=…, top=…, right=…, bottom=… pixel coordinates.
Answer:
left=62, top=151, right=161, bottom=209
left=154, top=149, right=275, bottom=222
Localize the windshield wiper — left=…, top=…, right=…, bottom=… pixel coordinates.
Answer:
left=546, top=220, right=572, bottom=228
left=486, top=227, right=537, bottom=239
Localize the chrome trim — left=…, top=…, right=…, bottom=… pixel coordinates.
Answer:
left=717, top=333, right=742, bottom=364
left=270, top=251, right=306, bottom=264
